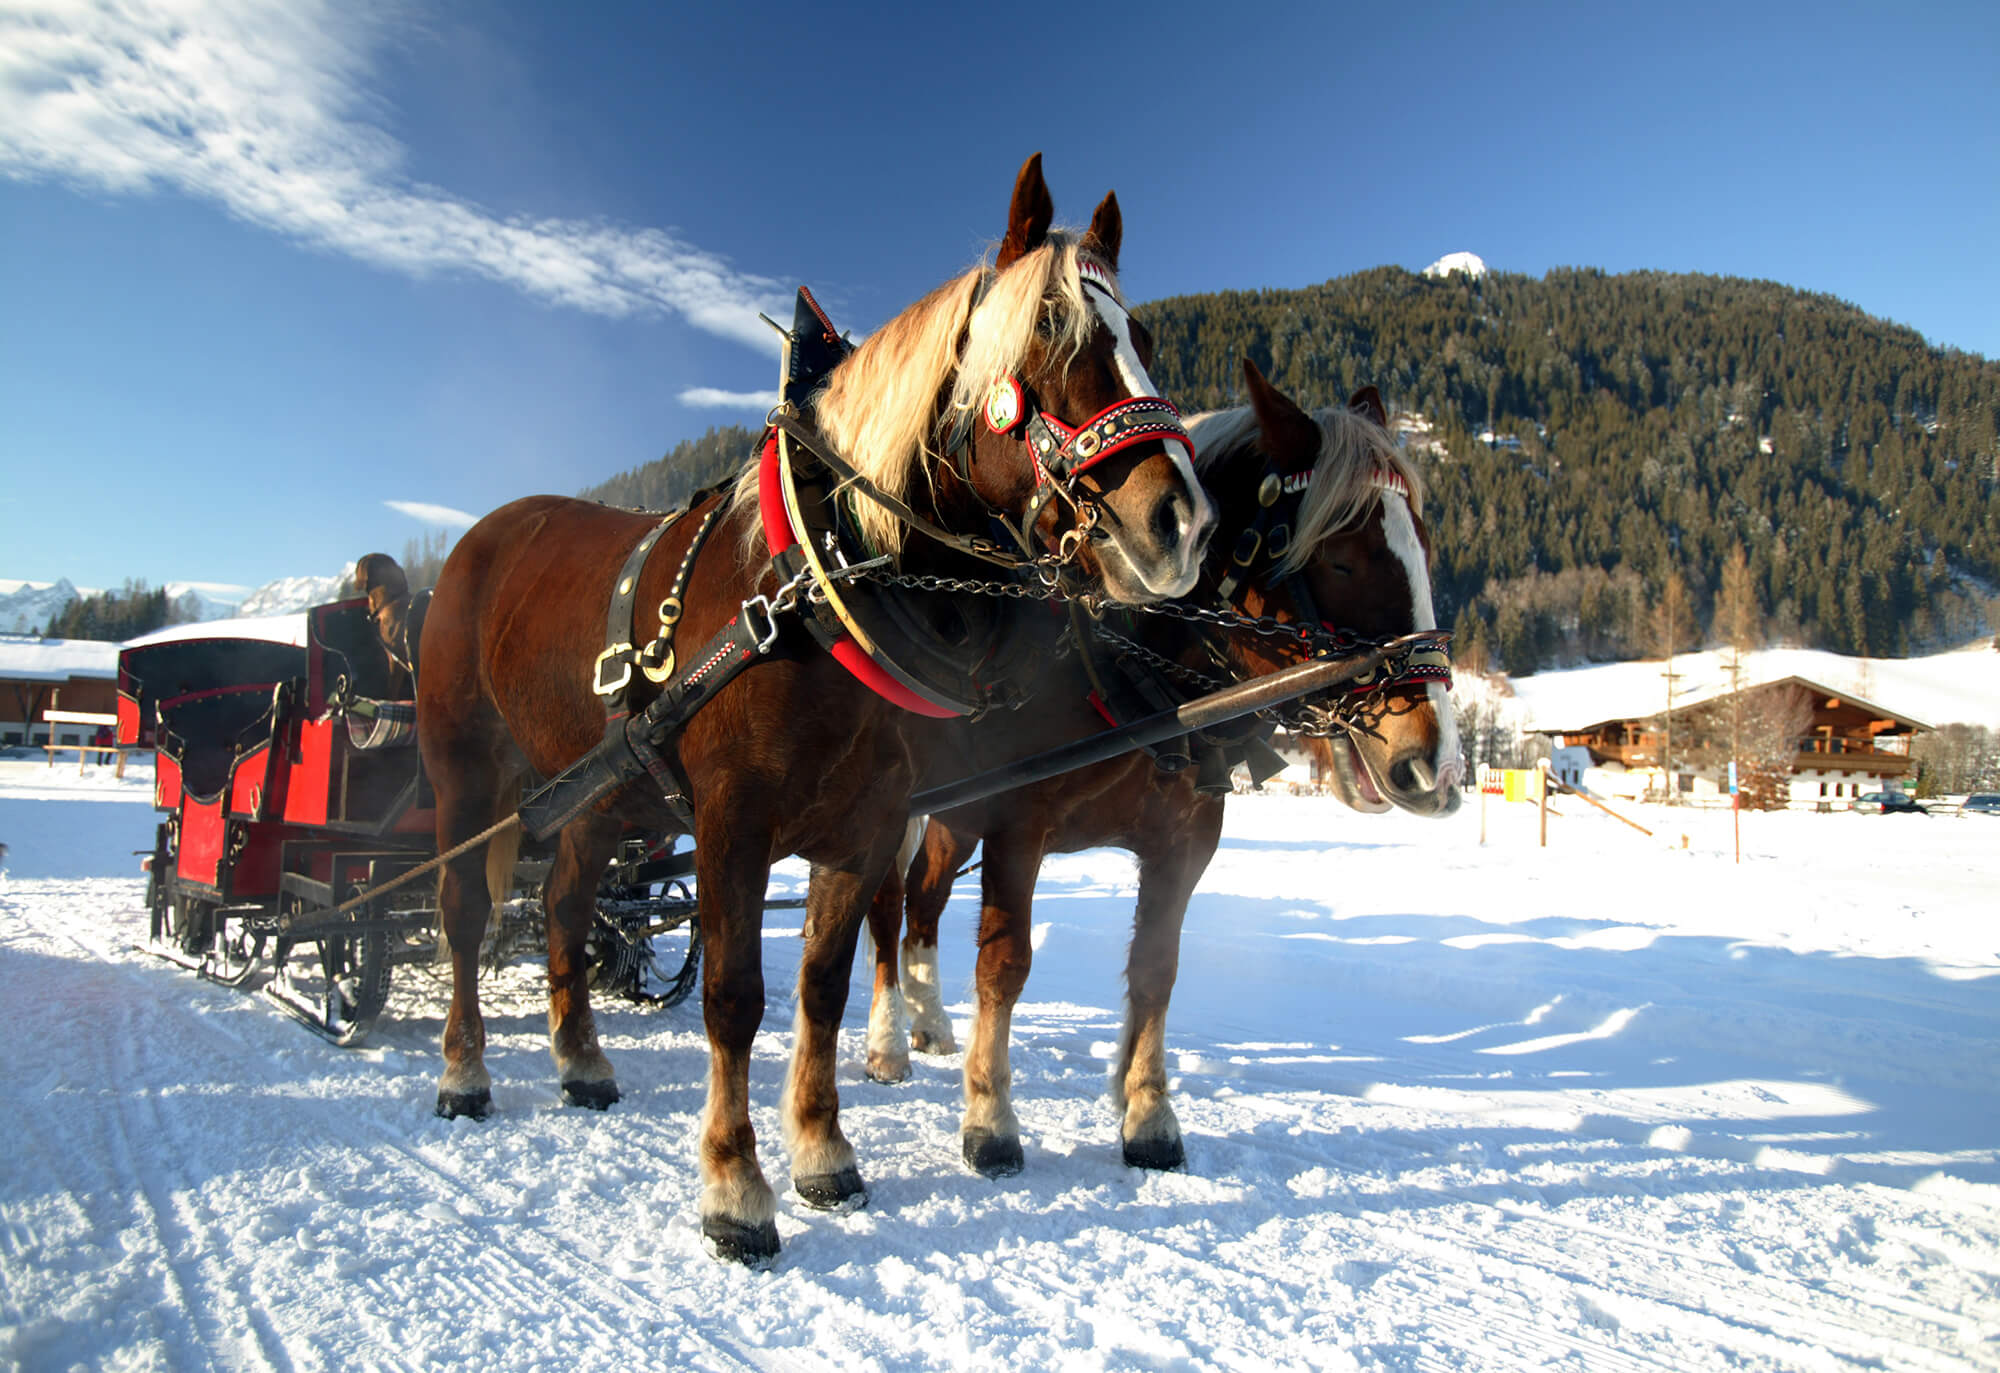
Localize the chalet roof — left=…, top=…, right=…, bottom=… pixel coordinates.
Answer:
left=0, top=635, right=120, bottom=683
left=1530, top=672, right=1932, bottom=735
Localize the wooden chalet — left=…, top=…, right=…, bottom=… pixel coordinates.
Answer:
left=0, top=635, right=121, bottom=747
left=1539, top=675, right=1930, bottom=808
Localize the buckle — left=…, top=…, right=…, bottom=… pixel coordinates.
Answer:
left=740, top=596, right=783, bottom=654
left=593, top=643, right=633, bottom=696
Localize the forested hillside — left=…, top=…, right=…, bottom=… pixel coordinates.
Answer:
left=580, top=425, right=759, bottom=514
left=583, top=269, right=2000, bottom=673
left=1138, top=268, right=2000, bottom=671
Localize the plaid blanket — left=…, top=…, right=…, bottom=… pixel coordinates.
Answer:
left=343, top=699, right=417, bottom=750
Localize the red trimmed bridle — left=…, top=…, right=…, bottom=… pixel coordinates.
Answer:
left=963, top=258, right=1195, bottom=564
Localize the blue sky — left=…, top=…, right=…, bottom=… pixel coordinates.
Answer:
left=3, top=0, right=1996, bottom=596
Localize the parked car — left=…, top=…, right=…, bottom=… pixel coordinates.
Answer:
left=1962, top=793, right=2000, bottom=817
left=1852, top=790, right=1929, bottom=815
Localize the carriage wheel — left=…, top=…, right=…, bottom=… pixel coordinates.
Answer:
left=159, top=893, right=214, bottom=958
left=585, top=914, right=700, bottom=1008
left=207, top=921, right=266, bottom=987
left=144, top=823, right=171, bottom=941
left=314, top=929, right=393, bottom=1044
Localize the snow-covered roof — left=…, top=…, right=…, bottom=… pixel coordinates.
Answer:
left=1514, top=645, right=1994, bottom=734
left=0, top=634, right=120, bottom=682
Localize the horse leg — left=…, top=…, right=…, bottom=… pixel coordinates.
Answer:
left=960, top=827, right=1041, bottom=1176
left=863, top=817, right=925, bottom=1083
left=904, top=817, right=969, bottom=1056
left=692, top=804, right=780, bottom=1266
left=543, top=814, right=623, bottom=1108
left=785, top=820, right=906, bottom=1208
left=1113, top=799, right=1222, bottom=1170
left=433, top=780, right=506, bottom=1119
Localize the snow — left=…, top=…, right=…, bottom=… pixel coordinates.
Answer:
left=236, top=568, right=352, bottom=618
left=1510, top=643, right=2000, bottom=733
left=123, top=612, right=311, bottom=649
left=0, top=579, right=80, bottom=635
left=1423, top=252, right=1489, bottom=280
left=0, top=634, right=119, bottom=682
left=2, top=762, right=1997, bottom=1370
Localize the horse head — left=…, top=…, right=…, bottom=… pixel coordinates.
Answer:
left=810, top=154, right=1213, bottom=604
left=1190, top=360, right=1461, bottom=816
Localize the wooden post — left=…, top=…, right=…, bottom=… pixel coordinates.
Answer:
left=46, top=688, right=57, bottom=768
left=1479, top=775, right=1488, bottom=845
left=1537, top=760, right=1550, bottom=848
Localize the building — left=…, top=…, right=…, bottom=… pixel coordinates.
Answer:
left=0, top=635, right=121, bottom=747
left=1535, top=675, right=1929, bottom=809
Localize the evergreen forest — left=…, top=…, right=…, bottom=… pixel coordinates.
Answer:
left=583, top=267, right=2000, bottom=674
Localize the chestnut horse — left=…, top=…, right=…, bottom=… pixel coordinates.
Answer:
left=417, top=155, right=1213, bottom=1264
left=861, top=360, right=1461, bottom=1176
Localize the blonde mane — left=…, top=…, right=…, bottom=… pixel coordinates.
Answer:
left=1185, top=402, right=1423, bottom=576
left=733, top=230, right=1107, bottom=557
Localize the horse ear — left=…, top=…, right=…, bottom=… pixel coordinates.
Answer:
left=1348, top=385, right=1388, bottom=428
left=998, top=152, right=1055, bottom=270
left=1082, top=191, right=1122, bottom=272
left=1243, top=358, right=1320, bottom=474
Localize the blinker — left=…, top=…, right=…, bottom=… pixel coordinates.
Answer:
left=985, top=376, right=1024, bottom=435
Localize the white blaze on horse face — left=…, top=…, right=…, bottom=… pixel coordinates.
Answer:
left=1380, top=491, right=1462, bottom=780
left=1083, top=282, right=1204, bottom=510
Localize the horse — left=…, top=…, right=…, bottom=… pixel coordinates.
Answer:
left=859, top=359, right=1461, bottom=1177
left=416, top=154, right=1215, bottom=1265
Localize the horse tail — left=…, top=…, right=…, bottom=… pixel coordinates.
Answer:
left=432, top=776, right=523, bottom=966
left=483, top=776, right=524, bottom=945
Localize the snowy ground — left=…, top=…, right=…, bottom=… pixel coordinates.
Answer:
left=2, top=759, right=1997, bottom=1371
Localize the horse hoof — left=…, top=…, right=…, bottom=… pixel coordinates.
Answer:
left=911, top=1029, right=957, bottom=1056
left=1122, top=1134, right=1186, bottom=1171
left=963, top=1129, right=1024, bottom=1178
left=865, top=1053, right=910, bottom=1084
left=561, top=1078, right=621, bottom=1110
left=795, top=1166, right=869, bottom=1213
left=701, top=1216, right=781, bottom=1268
left=435, top=1087, right=491, bottom=1120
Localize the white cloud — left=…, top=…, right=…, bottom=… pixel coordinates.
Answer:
left=679, top=386, right=780, bottom=410
left=0, top=0, right=787, bottom=351
left=384, top=499, right=478, bottom=529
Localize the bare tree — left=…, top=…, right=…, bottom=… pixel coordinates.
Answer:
left=1653, top=568, right=1690, bottom=799
left=1715, top=545, right=1762, bottom=799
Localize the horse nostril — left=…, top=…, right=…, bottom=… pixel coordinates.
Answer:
left=1390, top=758, right=1436, bottom=795
left=1151, top=493, right=1184, bottom=552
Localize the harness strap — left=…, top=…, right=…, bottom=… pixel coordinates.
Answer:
left=594, top=512, right=678, bottom=708
left=768, top=411, right=1025, bottom=570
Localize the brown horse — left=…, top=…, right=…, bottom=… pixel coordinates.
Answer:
left=416, top=155, right=1213, bottom=1265
left=861, top=360, right=1461, bottom=1176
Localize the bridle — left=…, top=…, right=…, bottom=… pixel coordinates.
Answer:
left=1177, top=455, right=1453, bottom=730
left=951, top=257, right=1195, bottom=568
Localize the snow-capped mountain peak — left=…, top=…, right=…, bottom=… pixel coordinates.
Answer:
left=0, top=578, right=80, bottom=634
left=1422, top=251, right=1488, bottom=279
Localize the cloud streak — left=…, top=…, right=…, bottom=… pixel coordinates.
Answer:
left=0, top=0, right=787, bottom=351
left=384, top=499, right=479, bottom=529
left=680, top=387, right=780, bottom=410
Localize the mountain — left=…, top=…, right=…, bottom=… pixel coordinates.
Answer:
left=237, top=568, right=352, bottom=618
left=0, top=578, right=80, bottom=634
left=1423, top=251, right=1488, bottom=279
left=165, top=582, right=247, bottom=623
left=1132, top=266, right=2000, bottom=671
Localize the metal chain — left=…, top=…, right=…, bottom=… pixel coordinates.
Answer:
left=848, top=562, right=1404, bottom=659
left=844, top=563, right=1409, bottom=737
